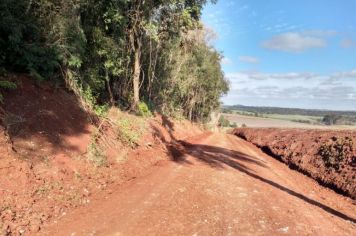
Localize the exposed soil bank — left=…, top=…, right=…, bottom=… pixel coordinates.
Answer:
left=0, top=74, right=203, bottom=235
left=233, top=128, right=356, bottom=199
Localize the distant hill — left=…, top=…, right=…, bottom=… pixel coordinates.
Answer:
left=223, top=105, right=356, bottom=117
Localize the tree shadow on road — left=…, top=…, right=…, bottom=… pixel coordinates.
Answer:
left=150, top=116, right=355, bottom=223
left=179, top=140, right=356, bottom=224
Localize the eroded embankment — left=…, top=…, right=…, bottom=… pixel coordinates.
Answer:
left=0, top=74, right=203, bottom=235
left=233, top=128, right=356, bottom=199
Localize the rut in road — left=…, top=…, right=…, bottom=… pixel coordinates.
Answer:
left=42, top=132, right=356, bottom=236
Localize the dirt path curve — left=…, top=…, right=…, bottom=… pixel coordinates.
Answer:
left=42, top=132, right=356, bottom=236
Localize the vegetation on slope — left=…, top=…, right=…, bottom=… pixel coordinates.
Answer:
left=0, top=0, right=228, bottom=122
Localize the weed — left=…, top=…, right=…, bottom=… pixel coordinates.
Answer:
left=116, top=118, right=139, bottom=147
left=318, top=137, right=353, bottom=170
left=87, top=141, right=107, bottom=167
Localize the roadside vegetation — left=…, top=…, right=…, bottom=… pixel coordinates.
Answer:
left=0, top=0, right=228, bottom=122
left=218, top=115, right=237, bottom=128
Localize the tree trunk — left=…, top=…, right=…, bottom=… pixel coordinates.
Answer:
left=105, top=70, right=114, bottom=106
left=132, top=46, right=140, bottom=109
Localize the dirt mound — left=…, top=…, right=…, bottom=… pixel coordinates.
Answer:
left=0, top=74, right=203, bottom=235
left=233, top=128, right=356, bottom=198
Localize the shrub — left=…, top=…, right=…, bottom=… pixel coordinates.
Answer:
left=218, top=115, right=230, bottom=127
left=241, top=123, right=247, bottom=128
left=230, top=122, right=238, bottom=128
left=87, top=141, right=107, bottom=167
left=116, top=118, right=141, bottom=148
left=318, top=137, right=353, bottom=170
left=137, top=101, right=152, bottom=117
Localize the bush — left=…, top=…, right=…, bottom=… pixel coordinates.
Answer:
left=241, top=123, right=247, bottom=128
left=230, top=122, right=238, bottom=128
left=318, top=137, right=353, bottom=170
left=137, top=101, right=152, bottom=117
left=116, top=118, right=141, bottom=148
left=219, top=115, right=230, bottom=127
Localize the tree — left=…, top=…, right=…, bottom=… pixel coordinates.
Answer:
left=322, top=114, right=340, bottom=125
left=0, top=0, right=229, bottom=122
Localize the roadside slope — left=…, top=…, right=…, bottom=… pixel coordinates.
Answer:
left=233, top=128, right=356, bottom=198
left=0, top=74, right=203, bottom=235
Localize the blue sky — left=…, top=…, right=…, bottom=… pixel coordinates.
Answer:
left=202, top=0, right=356, bottom=111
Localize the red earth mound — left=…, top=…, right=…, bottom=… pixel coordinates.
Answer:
left=0, top=74, right=202, bottom=235
left=233, top=128, right=356, bottom=199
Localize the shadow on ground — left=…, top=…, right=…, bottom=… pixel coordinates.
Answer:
left=2, top=75, right=92, bottom=161
left=151, top=116, right=356, bottom=224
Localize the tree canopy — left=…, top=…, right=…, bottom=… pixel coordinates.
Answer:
left=0, top=0, right=228, bottom=121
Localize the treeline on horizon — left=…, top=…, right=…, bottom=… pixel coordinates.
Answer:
left=223, top=105, right=356, bottom=117
left=0, top=0, right=228, bottom=121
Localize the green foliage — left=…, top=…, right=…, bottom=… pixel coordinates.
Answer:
left=322, top=114, right=341, bottom=126
left=218, top=115, right=238, bottom=128
left=318, top=137, right=353, bottom=170
left=0, top=0, right=228, bottom=122
left=0, top=80, right=17, bottom=90
left=0, top=0, right=60, bottom=79
left=116, top=118, right=144, bottom=148
left=219, top=115, right=230, bottom=127
left=137, top=102, right=152, bottom=117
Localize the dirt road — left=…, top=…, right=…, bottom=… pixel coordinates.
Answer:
left=42, top=133, right=356, bottom=236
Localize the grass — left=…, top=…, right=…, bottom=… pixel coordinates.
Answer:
left=264, top=114, right=322, bottom=124
left=86, top=108, right=147, bottom=167
left=109, top=108, right=147, bottom=148
left=231, top=109, right=322, bottom=124
left=87, top=140, right=107, bottom=167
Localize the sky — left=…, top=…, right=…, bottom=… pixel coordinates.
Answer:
left=202, top=0, right=356, bottom=111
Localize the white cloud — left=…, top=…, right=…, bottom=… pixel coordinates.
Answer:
left=331, top=69, right=356, bottom=79
left=341, top=38, right=356, bottom=48
left=221, top=57, right=232, bottom=65
left=301, top=30, right=337, bottom=37
left=238, top=56, right=260, bottom=64
left=262, top=32, right=327, bottom=53
left=225, top=69, right=356, bottom=102
left=227, top=71, right=317, bottom=81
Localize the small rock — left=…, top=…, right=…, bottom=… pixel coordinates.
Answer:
left=18, top=228, right=26, bottom=235
left=278, top=226, right=289, bottom=233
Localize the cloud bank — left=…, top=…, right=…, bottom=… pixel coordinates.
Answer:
left=239, top=56, right=260, bottom=64
left=223, top=69, right=356, bottom=110
left=262, top=32, right=327, bottom=52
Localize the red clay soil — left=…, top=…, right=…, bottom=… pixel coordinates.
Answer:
left=1, top=75, right=355, bottom=235
left=41, top=132, right=355, bottom=236
left=233, top=128, right=356, bottom=198
left=0, top=74, right=202, bottom=235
